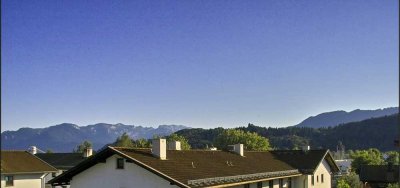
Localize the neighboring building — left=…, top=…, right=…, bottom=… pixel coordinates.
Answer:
left=359, top=165, right=399, bottom=188
left=50, top=140, right=339, bottom=188
left=1, top=150, right=57, bottom=188
left=35, top=148, right=92, bottom=188
left=334, top=159, right=352, bottom=175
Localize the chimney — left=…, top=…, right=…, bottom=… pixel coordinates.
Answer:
left=168, top=141, right=181, bottom=151
left=302, top=145, right=310, bottom=152
left=29, top=146, right=37, bottom=155
left=83, top=147, right=93, bottom=158
left=152, top=139, right=167, bottom=160
left=233, top=144, right=244, bottom=156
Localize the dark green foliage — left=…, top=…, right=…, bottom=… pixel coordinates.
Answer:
left=175, top=114, right=398, bottom=151
left=349, top=148, right=384, bottom=173
left=73, top=140, right=92, bottom=153
left=114, top=132, right=134, bottom=147
left=214, top=129, right=270, bottom=151
left=166, top=133, right=191, bottom=150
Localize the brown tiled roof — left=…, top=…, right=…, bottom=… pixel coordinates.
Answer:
left=36, top=153, right=86, bottom=170
left=1, top=151, right=57, bottom=174
left=360, top=165, right=399, bottom=183
left=114, top=148, right=300, bottom=187
left=50, top=147, right=337, bottom=187
left=270, top=150, right=339, bottom=174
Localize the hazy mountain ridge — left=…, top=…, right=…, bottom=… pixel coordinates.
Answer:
left=294, top=107, right=398, bottom=128
left=1, top=123, right=189, bottom=152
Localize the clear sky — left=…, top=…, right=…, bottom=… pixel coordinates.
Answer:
left=2, top=0, right=398, bottom=131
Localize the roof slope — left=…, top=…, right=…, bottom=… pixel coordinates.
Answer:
left=50, top=147, right=337, bottom=187
left=114, top=148, right=300, bottom=187
left=360, top=165, right=399, bottom=183
left=36, top=153, right=86, bottom=170
left=270, top=150, right=339, bottom=174
left=1, top=151, right=57, bottom=174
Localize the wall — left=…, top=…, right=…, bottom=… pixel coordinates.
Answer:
left=70, top=154, right=180, bottom=188
left=1, top=173, right=45, bottom=188
left=306, top=159, right=332, bottom=188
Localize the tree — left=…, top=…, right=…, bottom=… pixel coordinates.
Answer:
left=387, top=183, right=399, bottom=188
left=167, top=133, right=191, bottom=150
left=46, top=149, right=53, bottom=153
left=134, top=138, right=151, bottom=148
left=384, top=151, right=399, bottom=165
left=350, top=148, right=384, bottom=173
left=114, top=132, right=134, bottom=147
left=214, top=129, right=270, bottom=151
left=73, top=140, right=92, bottom=153
left=336, top=179, right=351, bottom=188
left=338, top=172, right=361, bottom=188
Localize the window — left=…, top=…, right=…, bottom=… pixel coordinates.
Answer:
left=279, top=179, right=283, bottom=188
left=257, top=182, right=262, bottom=188
left=269, top=180, right=273, bottom=188
left=311, top=175, right=314, bottom=185
left=288, top=177, right=292, bottom=188
left=244, top=184, right=250, bottom=188
left=116, top=158, right=125, bottom=169
left=5, top=176, right=13, bottom=187
left=317, top=175, right=319, bottom=183
left=321, top=174, right=324, bottom=183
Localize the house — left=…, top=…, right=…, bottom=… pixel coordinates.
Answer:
left=50, top=139, right=339, bottom=188
left=359, top=165, right=399, bottom=188
left=1, top=150, right=57, bottom=188
left=34, top=147, right=92, bottom=188
left=334, top=159, right=352, bottom=175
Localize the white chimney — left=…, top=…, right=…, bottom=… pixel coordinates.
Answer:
left=29, top=146, right=37, bottom=155
left=233, top=144, right=244, bottom=156
left=302, top=145, right=310, bottom=152
left=83, top=148, right=93, bottom=158
left=168, top=141, right=181, bottom=151
left=152, top=139, right=167, bottom=160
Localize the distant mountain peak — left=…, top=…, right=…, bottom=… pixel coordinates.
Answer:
left=295, top=107, right=398, bottom=128
left=1, top=123, right=190, bottom=152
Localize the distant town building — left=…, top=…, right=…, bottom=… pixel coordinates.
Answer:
left=50, top=140, right=339, bottom=188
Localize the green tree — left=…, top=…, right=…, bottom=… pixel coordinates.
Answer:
left=167, top=133, right=191, bottom=150
left=350, top=148, right=384, bottom=173
left=338, top=172, right=361, bottom=188
left=114, top=132, right=134, bottom=147
left=387, top=183, right=399, bottom=188
left=336, top=179, right=351, bottom=188
left=384, top=151, right=399, bottom=165
left=214, top=129, right=270, bottom=151
left=134, top=138, right=151, bottom=148
left=73, top=140, right=92, bottom=153
left=46, top=149, right=53, bottom=153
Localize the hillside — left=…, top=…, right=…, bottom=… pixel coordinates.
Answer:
left=294, top=107, right=398, bottom=128
left=176, top=114, right=399, bottom=151
left=1, top=123, right=188, bottom=152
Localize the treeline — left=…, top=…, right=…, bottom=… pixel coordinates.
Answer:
left=176, top=114, right=399, bottom=151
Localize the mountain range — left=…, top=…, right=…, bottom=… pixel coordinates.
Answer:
left=1, top=123, right=188, bottom=152
left=294, top=107, right=398, bottom=128
left=2, top=107, right=398, bottom=152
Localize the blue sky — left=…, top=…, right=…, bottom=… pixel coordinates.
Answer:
left=2, top=0, right=398, bottom=131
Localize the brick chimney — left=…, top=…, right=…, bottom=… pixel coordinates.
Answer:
left=168, top=141, right=181, bottom=150
left=83, top=147, right=93, bottom=158
left=152, top=139, right=166, bottom=160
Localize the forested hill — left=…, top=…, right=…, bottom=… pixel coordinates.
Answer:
left=294, top=107, right=398, bottom=128
left=176, top=114, right=399, bottom=151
